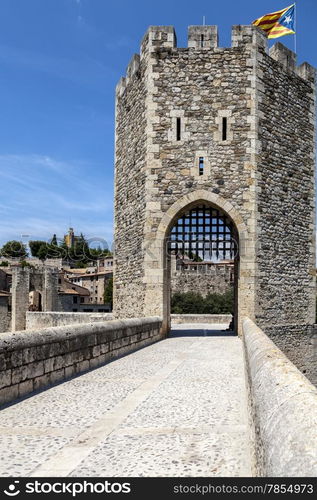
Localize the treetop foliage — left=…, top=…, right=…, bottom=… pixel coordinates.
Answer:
left=0, top=240, right=27, bottom=259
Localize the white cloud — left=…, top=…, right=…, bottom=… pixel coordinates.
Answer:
left=0, top=154, right=113, bottom=247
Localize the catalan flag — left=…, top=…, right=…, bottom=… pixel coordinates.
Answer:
left=252, top=4, right=295, bottom=39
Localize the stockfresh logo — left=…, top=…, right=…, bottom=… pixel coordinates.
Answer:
left=3, top=481, right=131, bottom=497
left=4, top=481, right=20, bottom=497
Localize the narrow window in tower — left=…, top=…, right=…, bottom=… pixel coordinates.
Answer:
left=222, top=117, right=227, bottom=141
left=176, top=117, right=181, bottom=141
left=200, top=34, right=204, bottom=48
left=199, top=157, right=204, bottom=176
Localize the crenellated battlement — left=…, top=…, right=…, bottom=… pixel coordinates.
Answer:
left=126, top=53, right=140, bottom=83
left=188, top=26, right=218, bottom=49
left=116, top=25, right=315, bottom=94
left=141, top=25, right=176, bottom=54
left=269, top=42, right=296, bottom=72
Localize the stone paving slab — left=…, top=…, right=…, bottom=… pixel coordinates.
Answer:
left=0, top=324, right=253, bottom=477
left=0, top=435, right=70, bottom=477
left=70, top=430, right=251, bottom=477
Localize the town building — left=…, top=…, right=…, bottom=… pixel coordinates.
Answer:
left=64, top=227, right=81, bottom=248
left=68, top=270, right=112, bottom=305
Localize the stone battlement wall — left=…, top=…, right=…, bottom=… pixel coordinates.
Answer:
left=0, top=317, right=162, bottom=407
left=116, top=25, right=314, bottom=97
left=243, top=318, right=317, bottom=476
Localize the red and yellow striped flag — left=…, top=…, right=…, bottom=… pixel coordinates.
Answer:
left=252, top=4, right=295, bottom=39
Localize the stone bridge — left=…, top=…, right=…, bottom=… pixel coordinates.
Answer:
left=0, top=317, right=316, bottom=477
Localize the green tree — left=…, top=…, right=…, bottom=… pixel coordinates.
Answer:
left=0, top=260, right=9, bottom=267
left=29, top=240, right=46, bottom=258
left=104, top=278, right=113, bottom=310
left=171, top=289, right=233, bottom=314
left=171, top=291, right=205, bottom=314
left=0, top=240, right=27, bottom=259
left=186, top=251, right=203, bottom=262
left=29, top=234, right=111, bottom=266
left=37, top=244, right=49, bottom=262
left=70, top=233, right=90, bottom=265
left=30, top=239, right=69, bottom=261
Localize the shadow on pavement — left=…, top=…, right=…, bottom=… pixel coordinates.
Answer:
left=169, top=328, right=236, bottom=337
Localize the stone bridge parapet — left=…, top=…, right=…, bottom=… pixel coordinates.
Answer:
left=0, top=317, right=162, bottom=407
left=243, top=318, right=317, bottom=476
left=26, top=312, right=114, bottom=329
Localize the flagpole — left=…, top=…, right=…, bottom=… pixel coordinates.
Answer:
left=294, top=2, right=297, bottom=54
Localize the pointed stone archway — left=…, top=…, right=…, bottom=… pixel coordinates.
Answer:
left=143, top=190, right=256, bottom=335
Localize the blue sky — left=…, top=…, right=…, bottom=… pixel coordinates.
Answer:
left=0, top=0, right=316, bottom=250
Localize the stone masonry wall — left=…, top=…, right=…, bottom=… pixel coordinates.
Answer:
left=11, top=267, right=60, bottom=331
left=171, top=268, right=233, bottom=297
left=0, top=317, right=162, bottom=407
left=255, top=43, right=316, bottom=329
left=0, top=297, right=11, bottom=333
left=113, top=53, right=147, bottom=318
left=11, top=267, right=30, bottom=331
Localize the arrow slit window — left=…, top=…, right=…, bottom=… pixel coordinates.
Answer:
left=176, top=117, right=181, bottom=141
left=222, top=117, right=227, bottom=141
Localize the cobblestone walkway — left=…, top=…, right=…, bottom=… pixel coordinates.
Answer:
left=0, top=324, right=253, bottom=477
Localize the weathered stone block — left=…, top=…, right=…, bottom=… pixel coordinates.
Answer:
left=65, top=365, right=75, bottom=379
left=33, top=373, right=51, bottom=391
left=100, top=343, right=110, bottom=354
left=89, top=357, right=102, bottom=369
left=36, top=344, right=51, bottom=360
left=73, top=350, right=84, bottom=363
left=75, top=360, right=90, bottom=373
left=10, top=350, right=23, bottom=368
left=50, top=369, right=65, bottom=385
left=26, top=361, right=44, bottom=379
left=22, top=348, right=37, bottom=365
left=98, top=331, right=114, bottom=344
left=92, top=346, right=101, bottom=358
left=87, top=334, right=97, bottom=347
left=53, top=355, right=67, bottom=371
left=48, top=343, right=63, bottom=357
left=11, top=365, right=28, bottom=385
left=0, top=354, right=7, bottom=371
left=0, top=369, right=11, bottom=389
left=44, top=357, right=54, bottom=373
left=0, top=385, right=19, bottom=406
left=18, top=379, right=34, bottom=398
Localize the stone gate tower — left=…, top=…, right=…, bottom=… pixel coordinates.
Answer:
left=113, top=25, right=316, bottom=337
